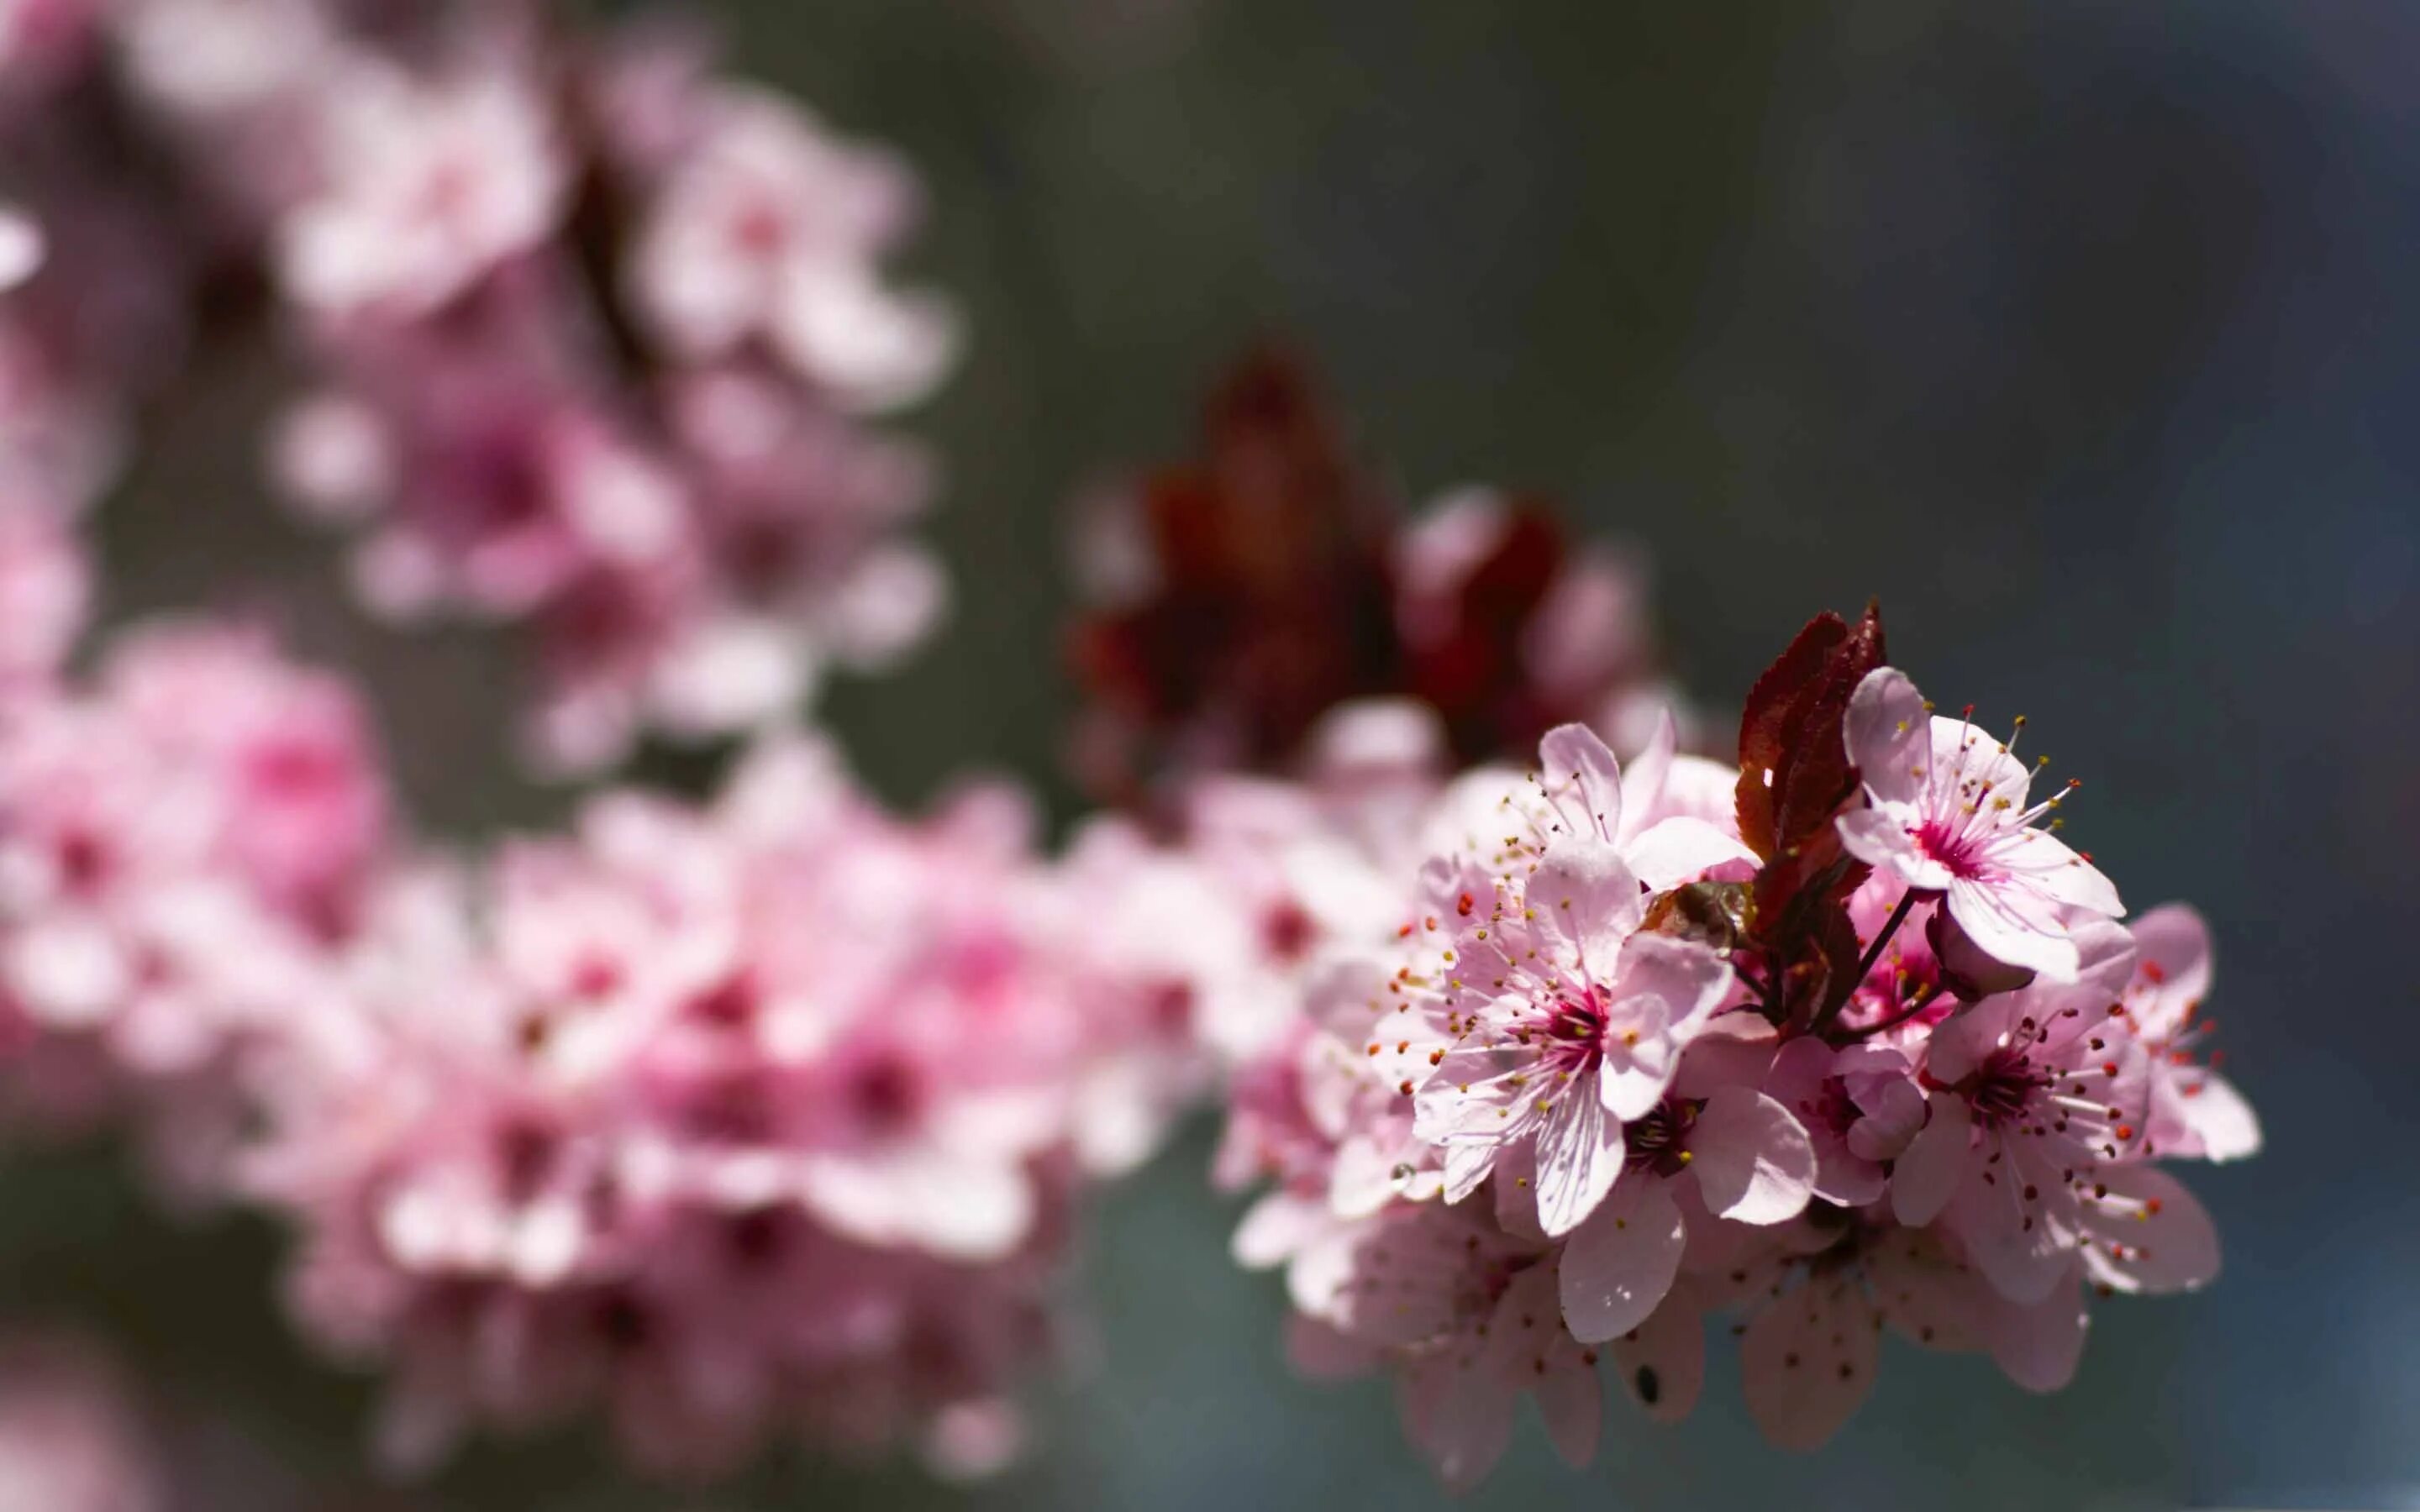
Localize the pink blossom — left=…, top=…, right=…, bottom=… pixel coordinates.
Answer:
left=627, top=88, right=956, bottom=412
left=1764, top=1037, right=1926, bottom=1206
left=1405, top=723, right=1749, bottom=1236
left=1288, top=1201, right=1600, bottom=1491
left=0, top=1330, right=163, bottom=1512
left=1838, top=666, right=2123, bottom=980
left=276, top=66, right=567, bottom=319
left=2121, top=902, right=2260, bottom=1162
left=1891, top=917, right=2151, bottom=1301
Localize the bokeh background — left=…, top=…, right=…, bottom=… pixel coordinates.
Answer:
left=9, top=0, right=2418, bottom=1506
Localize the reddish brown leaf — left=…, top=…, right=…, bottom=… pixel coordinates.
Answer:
left=1733, top=604, right=1887, bottom=863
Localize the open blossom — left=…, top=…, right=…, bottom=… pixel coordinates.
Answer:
left=276, top=66, right=567, bottom=318
left=628, top=87, right=957, bottom=412
left=1220, top=610, right=2254, bottom=1485
left=1405, top=722, right=1752, bottom=1236
left=1838, top=666, right=2123, bottom=980
left=2123, top=902, right=2260, bottom=1162
left=0, top=617, right=390, bottom=1193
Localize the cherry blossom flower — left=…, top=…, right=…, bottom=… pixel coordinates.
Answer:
left=276, top=66, right=567, bottom=319
left=1891, top=917, right=2151, bottom=1301
left=1219, top=609, right=2253, bottom=1482
left=1838, top=666, right=2123, bottom=980
left=2121, top=902, right=2261, bottom=1162
left=627, top=88, right=956, bottom=412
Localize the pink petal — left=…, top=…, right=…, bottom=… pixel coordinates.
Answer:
left=1615, top=707, right=1680, bottom=837
left=1285, top=1313, right=1382, bottom=1381
left=1844, top=667, right=1928, bottom=804
left=1891, top=1095, right=1974, bottom=1227
left=2181, top=1072, right=2262, bottom=1163
left=1999, top=828, right=2124, bottom=918
left=1534, top=1077, right=1625, bottom=1237
left=1739, top=1270, right=1879, bottom=1451
left=1687, top=1088, right=1816, bottom=1226
left=1944, top=875, right=2080, bottom=982
left=1482, top=1267, right=1599, bottom=1469
left=1531, top=836, right=1644, bottom=970
left=1845, top=1072, right=1926, bottom=1163
left=1622, top=816, right=1758, bottom=893
left=1397, top=1352, right=1517, bottom=1494
left=1232, top=1193, right=1331, bottom=1270
left=1538, top=723, right=1624, bottom=843
left=2126, top=901, right=2213, bottom=1036
left=1558, top=1179, right=1683, bottom=1343
left=1834, top=804, right=1927, bottom=879
left=2081, top=1165, right=2220, bottom=1294
left=1985, top=1270, right=2090, bottom=1392
left=1607, top=1288, right=1704, bottom=1424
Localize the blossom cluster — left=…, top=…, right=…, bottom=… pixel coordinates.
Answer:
left=1212, top=606, right=2258, bottom=1488
left=1, top=0, right=954, bottom=774
left=241, top=737, right=1127, bottom=1480
left=0, top=558, right=1193, bottom=1478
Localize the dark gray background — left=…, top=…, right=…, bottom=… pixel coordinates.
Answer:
left=8, top=0, right=2416, bottom=1506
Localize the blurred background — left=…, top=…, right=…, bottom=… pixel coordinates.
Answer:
left=11, top=0, right=2419, bottom=1506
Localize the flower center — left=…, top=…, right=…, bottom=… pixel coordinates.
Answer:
left=1623, top=1095, right=1701, bottom=1178
left=1966, top=1045, right=2044, bottom=1128
left=1534, top=986, right=1608, bottom=1076
left=1912, top=818, right=1990, bottom=880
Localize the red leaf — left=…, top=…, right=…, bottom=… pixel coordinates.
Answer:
left=1735, top=612, right=1847, bottom=858
left=1733, top=603, right=1887, bottom=864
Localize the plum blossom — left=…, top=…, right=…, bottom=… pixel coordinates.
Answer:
left=276, top=66, right=568, bottom=319
left=236, top=736, right=1123, bottom=1479
left=1219, top=606, right=2256, bottom=1485
left=1838, top=666, right=2123, bottom=980
left=628, top=88, right=957, bottom=412
left=1405, top=722, right=1750, bottom=1236
left=2122, top=902, right=2260, bottom=1162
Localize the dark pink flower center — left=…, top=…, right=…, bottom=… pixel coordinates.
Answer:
left=1967, top=1046, right=2045, bottom=1128
left=1534, top=985, right=1609, bottom=1076
left=1912, top=818, right=1991, bottom=880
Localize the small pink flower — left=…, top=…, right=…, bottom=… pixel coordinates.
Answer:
left=278, top=66, right=566, bottom=318
left=1838, top=667, right=2123, bottom=981
left=2121, top=902, right=2260, bottom=1162
left=1891, top=918, right=2150, bottom=1301
left=628, top=89, right=955, bottom=412
left=1763, top=1037, right=1925, bottom=1207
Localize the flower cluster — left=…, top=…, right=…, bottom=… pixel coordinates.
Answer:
left=0, top=612, right=393, bottom=1198
left=0, top=520, right=1171, bottom=1483
left=1216, top=606, right=2257, bottom=1487
left=2, top=0, right=955, bottom=774
left=1066, top=350, right=1677, bottom=807
left=232, top=732, right=1211, bottom=1480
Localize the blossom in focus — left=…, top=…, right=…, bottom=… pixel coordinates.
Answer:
left=1837, top=666, right=2123, bottom=980
left=1218, top=609, right=2252, bottom=1484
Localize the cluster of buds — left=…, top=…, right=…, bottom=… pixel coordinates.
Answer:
left=1, top=0, right=954, bottom=774
left=1213, top=605, right=2257, bottom=1487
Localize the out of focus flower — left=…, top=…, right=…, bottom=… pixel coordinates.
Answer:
left=277, top=67, right=567, bottom=319
left=0, top=1330, right=162, bottom=1512
left=627, top=87, right=956, bottom=412
left=1067, top=351, right=1678, bottom=806
left=237, top=738, right=1128, bottom=1480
